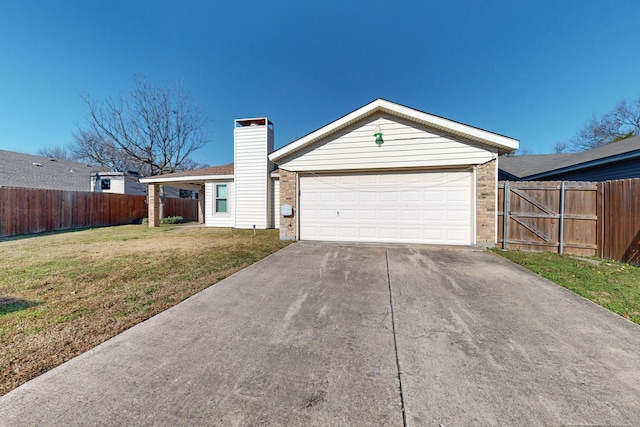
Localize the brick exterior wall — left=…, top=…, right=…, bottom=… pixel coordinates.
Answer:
left=278, top=169, right=298, bottom=240
left=148, top=184, right=161, bottom=227
left=475, top=159, right=497, bottom=247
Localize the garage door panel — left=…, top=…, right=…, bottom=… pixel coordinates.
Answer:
left=319, top=209, right=336, bottom=220
left=338, top=227, right=357, bottom=238
left=447, top=190, right=469, bottom=202
left=380, top=228, right=399, bottom=238
left=425, top=191, right=444, bottom=202
left=339, top=209, right=357, bottom=220
left=423, top=229, right=445, bottom=240
left=380, top=210, right=398, bottom=220
left=359, top=210, right=377, bottom=220
left=401, top=191, right=421, bottom=202
left=300, top=171, right=472, bottom=245
left=447, top=209, right=470, bottom=222
left=358, top=228, right=377, bottom=238
left=360, top=193, right=377, bottom=202
left=424, top=210, right=445, bottom=221
left=339, top=192, right=357, bottom=202
left=320, top=193, right=337, bottom=202
left=318, top=226, right=336, bottom=237
left=380, top=192, right=398, bottom=202
left=401, top=210, right=420, bottom=221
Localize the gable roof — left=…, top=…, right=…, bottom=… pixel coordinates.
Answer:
left=139, top=163, right=234, bottom=184
left=0, top=150, right=112, bottom=192
left=269, top=99, right=519, bottom=162
left=499, top=135, right=640, bottom=180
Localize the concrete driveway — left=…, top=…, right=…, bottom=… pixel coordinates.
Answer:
left=1, top=242, right=640, bottom=426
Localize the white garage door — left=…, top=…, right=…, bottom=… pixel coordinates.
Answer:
left=300, top=170, right=472, bottom=245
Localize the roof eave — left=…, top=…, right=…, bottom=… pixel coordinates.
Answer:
left=140, top=174, right=234, bottom=184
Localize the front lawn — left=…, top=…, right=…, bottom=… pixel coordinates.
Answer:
left=0, top=225, right=290, bottom=396
left=494, top=250, right=640, bottom=326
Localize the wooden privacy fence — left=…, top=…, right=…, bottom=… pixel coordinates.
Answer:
left=164, top=197, right=199, bottom=221
left=0, top=188, right=148, bottom=238
left=499, top=178, right=640, bottom=265
left=599, top=179, right=640, bottom=265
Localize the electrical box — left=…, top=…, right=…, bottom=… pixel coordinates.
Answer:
left=281, top=204, right=293, bottom=217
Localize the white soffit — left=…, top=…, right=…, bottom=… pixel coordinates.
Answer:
left=269, top=99, right=519, bottom=162
left=139, top=174, right=234, bottom=184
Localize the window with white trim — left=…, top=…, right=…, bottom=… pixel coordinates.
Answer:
left=215, top=184, right=227, bottom=213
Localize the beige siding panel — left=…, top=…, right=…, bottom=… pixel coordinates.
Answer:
left=278, top=114, right=496, bottom=172
left=205, top=180, right=235, bottom=227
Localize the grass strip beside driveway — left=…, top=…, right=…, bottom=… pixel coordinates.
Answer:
left=495, top=250, right=640, bottom=325
left=0, top=225, right=290, bottom=396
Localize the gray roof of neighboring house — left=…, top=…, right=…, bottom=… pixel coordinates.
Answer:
left=499, top=135, right=640, bottom=179
left=0, top=150, right=112, bottom=192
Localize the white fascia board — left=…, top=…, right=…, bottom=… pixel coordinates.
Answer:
left=269, top=101, right=382, bottom=162
left=139, top=174, right=234, bottom=184
left=378, top=101, right=519, bottom=151
left=269, top=99, right=519, bottom=163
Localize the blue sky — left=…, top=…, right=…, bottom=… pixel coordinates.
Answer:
left=1, top=1, right=639, bottom=167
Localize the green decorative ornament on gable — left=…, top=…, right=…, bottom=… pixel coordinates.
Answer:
left=374, top=124, right=384, bottom=147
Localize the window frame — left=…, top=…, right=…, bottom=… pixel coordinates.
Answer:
left=214, top=184, right=228, bottom=214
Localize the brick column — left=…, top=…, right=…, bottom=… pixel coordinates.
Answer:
left=476, top=159, right=497, bottom=247
left=148, top=184, right=161, bottom=227
left=278, top=169, right=298, bottom=240
left=198, top=184, right=205, bottom=224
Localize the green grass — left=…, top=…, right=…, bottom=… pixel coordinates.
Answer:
left=494, top=250, right=640, bottom=325
left=0, top=224, right=291, bottom=396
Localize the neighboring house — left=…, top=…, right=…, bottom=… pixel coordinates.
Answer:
left=0, top=150, right=112, bottom=192
left=0, top=150, right=197, bottom=198
left=141, top=99, right=518, bottom=247
left=498, top=135, right=640, bottom=181
left=91, top=171, right=147, bottom=196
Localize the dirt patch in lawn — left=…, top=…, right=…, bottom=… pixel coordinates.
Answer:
left=0, top=225, right=291, bottom=396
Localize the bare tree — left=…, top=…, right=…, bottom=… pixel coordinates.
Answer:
left=73, top=77, right=208, bottom=175
left=37, top=145, right=72, bottom=160
left=553, top=140, right=570, bottom=154
left=72, top=130, right=141, bottom=173
left=504, top=146, right=532, bottom=157
left=571, top=95, right=640, bottom=150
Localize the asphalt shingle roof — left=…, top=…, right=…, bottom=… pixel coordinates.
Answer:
left=150, top=163, right=235, bottom=178
left=0, top=150, right=112, bottom=192
left=499, top=136, right=640, bottom=179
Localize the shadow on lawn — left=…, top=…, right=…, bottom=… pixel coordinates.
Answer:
left=0, top=298, right=41, bottom=316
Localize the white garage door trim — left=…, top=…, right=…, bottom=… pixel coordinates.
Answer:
left=300, top=170, right=473, bottom=245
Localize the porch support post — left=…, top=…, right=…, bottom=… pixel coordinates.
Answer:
left=148, top=184, right=161, bottom=227
left=198, top=184, right=205, bottom=224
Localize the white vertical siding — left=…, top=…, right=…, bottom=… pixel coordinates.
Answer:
left=234, top=123, right=273, bottom=229
left=205, top=180, right=235, bottom=227
left=277, top=113, right=497, bottom=172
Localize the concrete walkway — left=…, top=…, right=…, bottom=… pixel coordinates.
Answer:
left=1, top=242, right=640, bottom=426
